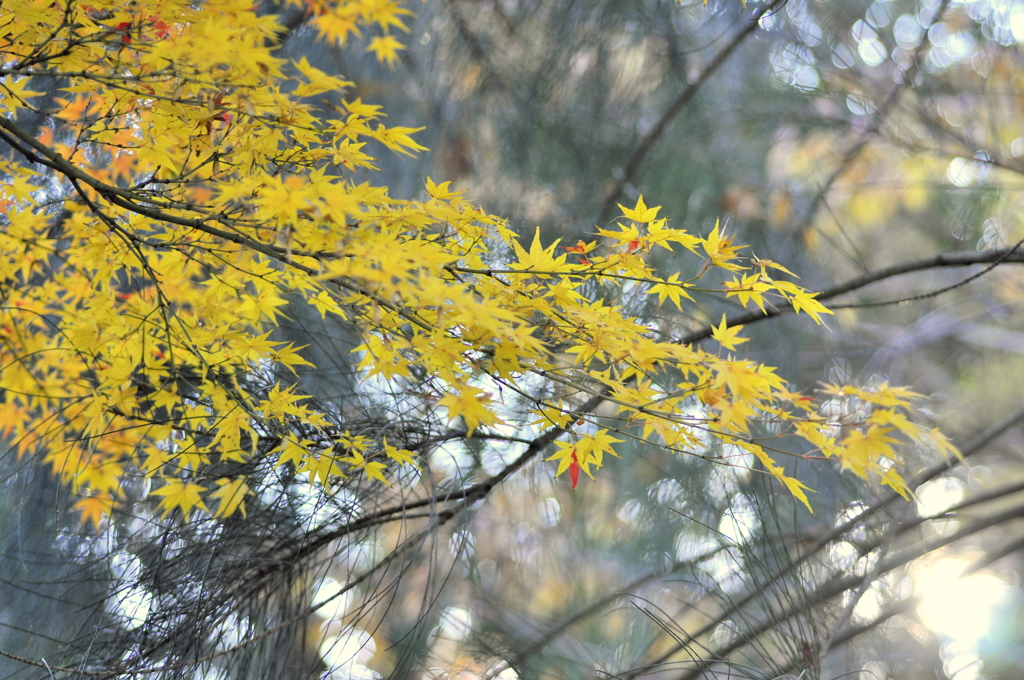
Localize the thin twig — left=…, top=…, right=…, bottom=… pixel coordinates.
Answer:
left=680, top=246, right=1024, bottom=344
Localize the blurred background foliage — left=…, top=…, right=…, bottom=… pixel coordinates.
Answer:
left=7, top=0, right=1024, bottom=679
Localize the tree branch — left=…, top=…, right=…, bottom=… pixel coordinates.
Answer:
left=597, top=0, right=784, bottom=223
left=682, top=246, right=1024, bottom=344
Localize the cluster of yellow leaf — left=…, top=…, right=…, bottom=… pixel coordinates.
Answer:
left=0, top=0, right=945, bottom=529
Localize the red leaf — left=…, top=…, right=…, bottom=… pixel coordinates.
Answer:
left=626, top=240, right=640, bottom=253
left=113, top=21, right=132, bottom=44
left=569, top=450, right=579, bottom=490
left=147, top=16, right=169, bottom=39
left=801, top=641, right=814, bottom=669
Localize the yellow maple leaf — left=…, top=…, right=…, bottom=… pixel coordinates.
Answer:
left=275, top=438, right=311, bottom=468
left=597, top=222, right=641, bottom=245
left=701, top=221, right=745, bottom=272
left=741, top=442, right=813, bottom=512
left=647, top=219, right=701, bottom=253
left=547, top=443, right=593, bottom=486
left=210, top=477, right=250, bottom=518
left=293, top=56, right=354, bottom=97
left=880, top=468, right=911, bottom=500
left=530, top=403, right=576, bottom=429
left=297, top=452, right=346, bottom=487
left=725, top=273, right=772, bottom=313
left=371, top=123, right=427, bottom=155
left=788, top=290, right=834, bottom=326
left=839, top=426, right=899, bottom=478
left=366, top=35, right=406, bottom=68
left=74, top=493, right=115, bottom=532
left=617, top=195, right=660, bottom=223
left=508, top=227, right=568, bottom=275
left=438, top=388, right=500, bottom=435
left=777, top=473, right=814, bottom=511
left=711, top=314, right=751, bottom=351
left=715, top=397, right=756, bottom=434
left=647, top=273, right=693, bottom=310
left=151, top=481, right=210, bottom=519
left=574, top=429, right=623, bottom=469
left=340, top=449, right=390, bottom=484
left=383, top=437, right=418, bottom=468
left=927, top=427, right=963, bottom=462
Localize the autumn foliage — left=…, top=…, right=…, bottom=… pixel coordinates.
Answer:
left=0, top=0, right=952, bottom=531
